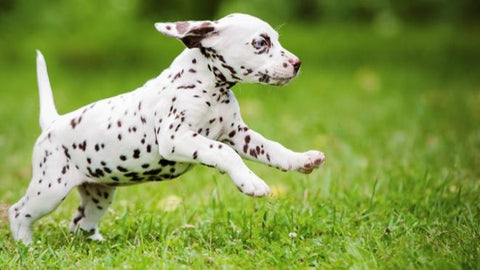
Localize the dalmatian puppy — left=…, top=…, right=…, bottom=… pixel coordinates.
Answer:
left=9, top=13, right=325, bottom=244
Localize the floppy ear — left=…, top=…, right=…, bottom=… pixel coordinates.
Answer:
left=154, top=20, right=216, bottom=48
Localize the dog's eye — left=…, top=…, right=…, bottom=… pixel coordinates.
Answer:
left=255, top=38, right=267, bottom=47
left=252, top=35, right=271, bottom=49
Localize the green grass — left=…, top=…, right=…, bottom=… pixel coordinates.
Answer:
left=0, top=22, right=479, bottom=269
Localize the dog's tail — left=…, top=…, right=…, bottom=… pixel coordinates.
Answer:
left=36, top=50, right=59, bottom=130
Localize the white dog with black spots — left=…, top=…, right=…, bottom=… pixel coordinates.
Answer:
left=9, top=13, right=325, bottom=244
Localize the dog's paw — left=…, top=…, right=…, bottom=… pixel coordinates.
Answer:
left=88, top=231, right=104, bottom=241
left=71, top=225, right=105, bottom=241
left=9, top=206, right=33, bottom=245
left=295, top=150, right=325, bottom=174
left=234, top=171, right=270, bottom=197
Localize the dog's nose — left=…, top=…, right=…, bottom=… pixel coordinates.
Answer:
left=290, top=58, right=301, bottom=74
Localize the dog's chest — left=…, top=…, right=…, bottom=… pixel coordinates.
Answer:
left=153, top=87, right=233, bottom=140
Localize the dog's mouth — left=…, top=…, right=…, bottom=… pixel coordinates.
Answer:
left=270, top=76, right=294, bottom=86
left=255, top=71, right=295, bottom=86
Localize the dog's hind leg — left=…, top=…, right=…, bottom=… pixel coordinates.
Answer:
left=69, top=183, right=116, bottom=241
left=9, top=148, right=82, bottom=244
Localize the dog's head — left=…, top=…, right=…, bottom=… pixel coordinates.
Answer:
left=155, top=13, right=301, bottom=86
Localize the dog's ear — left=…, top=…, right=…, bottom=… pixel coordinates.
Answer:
left=155, top=21, right=217, bottom=49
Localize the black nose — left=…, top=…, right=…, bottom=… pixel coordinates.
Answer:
left=290, top=59, right=301, bottom=74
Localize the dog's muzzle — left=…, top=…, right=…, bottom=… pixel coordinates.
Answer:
left=290, top=58, right=301, bottom=75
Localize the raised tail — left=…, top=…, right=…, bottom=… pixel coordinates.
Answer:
left=36, top=50, right=59, bottom=130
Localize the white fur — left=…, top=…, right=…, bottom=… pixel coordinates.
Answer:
left=36, top=50, right=59, bottom=130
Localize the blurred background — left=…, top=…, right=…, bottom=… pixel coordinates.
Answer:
left=1, top=0, right=480, bottom=65
left=0, top=1, right=479, bottom=266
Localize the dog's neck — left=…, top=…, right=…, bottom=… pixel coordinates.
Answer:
left=166, top=48, right=238, bottom=92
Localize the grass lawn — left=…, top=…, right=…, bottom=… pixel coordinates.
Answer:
left=0, top=22, right=479, bottom=269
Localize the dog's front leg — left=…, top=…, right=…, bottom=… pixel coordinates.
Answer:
left=156, top=130, right=270, bottom=197
left=221, top=122, right=325, bottom=174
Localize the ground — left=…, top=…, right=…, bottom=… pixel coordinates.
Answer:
left=0, top=23, right=479, bottom=269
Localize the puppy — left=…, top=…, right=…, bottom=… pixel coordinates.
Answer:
left=9, top=13, right=325, bottom=244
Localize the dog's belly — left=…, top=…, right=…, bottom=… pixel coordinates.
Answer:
left=88, top=158, right=194, bottom=186
left=63, top=131, right=194, bottom=185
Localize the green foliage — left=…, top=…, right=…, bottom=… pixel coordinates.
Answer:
left=0, top=4, right=479, bottom=269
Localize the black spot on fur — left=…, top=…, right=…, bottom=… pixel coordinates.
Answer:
left=117, top=166, right=128, bottom=172
left=177, top=84, right=196, bottom=89
left=143, top=168, right=163, bottom=175
left=62, top=145, right=71, bottom=159
left=159, top=159, right=176, bottom=166
left=79, top=141, right=87, bottom=151
left=70, top=118, right=77, bottom=129
left=133, top=149, right=141, bottom=159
